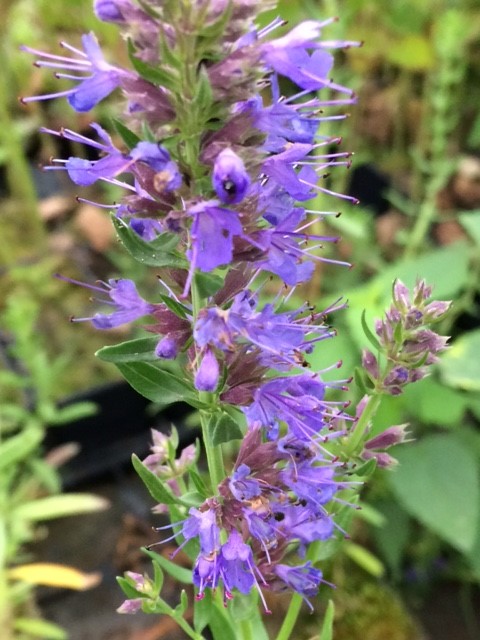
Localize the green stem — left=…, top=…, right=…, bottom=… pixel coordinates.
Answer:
left=275, top=593, right=303, bottom=640
left=170, top=606, right=205, bottom=640
left=404, top=171, right=446, bottom=259
left=200, top=408, right=225, bottom=492
left=345, top=392, right=382, bottom=457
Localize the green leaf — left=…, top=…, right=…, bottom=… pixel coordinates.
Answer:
left=194, top=589, right=212, bottom=633
left=152, top=559, right=164, bottom=594
left=187, top=468, right=209, bottom=498
left=116, top=576, right=143, bottom=599
left=178, top=491, right=204, bottom=507
left=143, top=548, right=193, bottom=584
left=401, top=376, right=468, bottom=426
left=14, top=494, right=109, bottom=521
left=13, top=617, right=67, bottom=640
left=361, top=309, right=381, bottom=351
left=372, top=499, right=411, bottom=577
left=46, top=402, right=98, bottom=426
left=194, top=272, right=224, bottom=298
left=112, top=216, right=186, bottom=268
left=158, top=294, right=189, bottom=319
left=350, top=457, right=377, bottom=479
left=131, top=454, right=178, bottom=505
left=389, top=434, right=480, bottom=553
left=319, top=600, right=335, bottom=640
left=176, top=589, right=189, bottom=615
left=127, top=39, right=178, bottom=90
left=439, top=329, right=480, bottom=391
left=96, top=337, right=160, bottom=363
left=0, top=423, right=43, bottom=472
left=111, top=118, right=141, bottom=149
left=344, top=541, right=384, bottom=577
left=208, top=600, right=237, bottom=640
left=459, top=211, right=480, bottom=245
left=194, top=66, right=213, bottom=112
left=209, top=411, right=243, bottom=445
left=115, top=362, right=204, bottom=408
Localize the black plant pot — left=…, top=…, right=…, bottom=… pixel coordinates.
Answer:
left=46, top=381, right=196, bottom=487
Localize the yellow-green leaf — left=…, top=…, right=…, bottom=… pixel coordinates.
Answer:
left=9, top=563, right=101, bottom=590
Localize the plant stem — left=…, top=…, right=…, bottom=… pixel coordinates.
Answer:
left=170, top=606, right=205, bottom=640
left=200, top=407, right=225, bottom=492
left=345, top=392, right=382, bottom=456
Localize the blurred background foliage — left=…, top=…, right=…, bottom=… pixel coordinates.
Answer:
left=1, top=0, right=480, bottom=638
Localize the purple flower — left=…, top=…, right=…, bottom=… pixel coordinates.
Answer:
left=229, top=464, right=262, bottom=501
left=67, top=277, right=155, bottom=329
left=219, top=529, right=256, bottom=596
left=195, top=291, right=335, bottom=370
left=195, top=348, right=220, bottom=392
left=244, top=375, right=332, bottom=442
left=188, top=201, right=243, bottom=271
left=261, top=20, right=357, bottom=94
left=193, top=553, right=221, bottom=598
left=281, top=460, right=341, bottom=509
left=183, top=201, right=244, bottom=296
left=273, top=504, right=334, bottom=546
left=273, top=562, right=323, bottom=603
left=181, top=506, right=221, bottom=555
left=212, top=148, right=251, bottom=204
left=41, top=125, right=181, bottom=190
left=21, top=33, right=132, bottom=111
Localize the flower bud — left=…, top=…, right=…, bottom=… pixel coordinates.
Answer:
left=362, top=450, right=399, bottom=468
left=362, top=349, right=379, bottom=381
left=94, top=0, right=126, bottom=22
left=155, top=336, right=178, bottom=359
left=365, top=423, right=411, bottom=450
left=117, top=598, right=143, bottom=614
left=195, top=348, right=220, bottom=392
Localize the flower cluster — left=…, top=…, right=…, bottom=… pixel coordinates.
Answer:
left=21, top=0, right=449, bottom=618
left=362, top=279, right=451, bottom=395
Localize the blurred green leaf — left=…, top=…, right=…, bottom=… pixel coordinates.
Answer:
left=459, top=211, right=480, bottom=245
left=46, top=402, right=97, bottom=426
left=13, top=617, right=67, bottom=640
left=401, top=376, right=468, bottom=425
left=439, top=329, right=480, bottom=391
left=319, top=600, right=335, bottom=640
left=344, top=541, right=385, bottom=577
left=372, top=499, right=411, bottom=577
left=14, top=494, right=109, bottom=521
left=389, top=434, right=480, bottom=553
left=386, top=35, right=434, bottom=71
left=0, top=423, right=43, bottom=472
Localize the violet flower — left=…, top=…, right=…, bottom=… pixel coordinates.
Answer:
left=21, top=33, right=132, bottom=111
